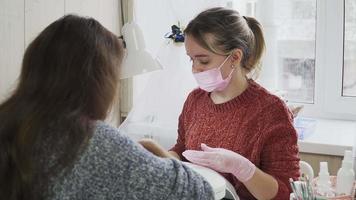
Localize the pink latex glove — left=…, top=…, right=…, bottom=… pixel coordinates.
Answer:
left=182, top=143, right=256, bottom=182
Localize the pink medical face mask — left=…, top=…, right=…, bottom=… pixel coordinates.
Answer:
left=193, top=55, right=235, bottom=92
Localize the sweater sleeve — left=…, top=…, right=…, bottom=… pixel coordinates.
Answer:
left=169, top=112, right=186, bottom=159
left=259, top=98, right=300, bottom=200
left=99, top=124, right=214, bottom=200
left=169, top=91, right=195, bottom=159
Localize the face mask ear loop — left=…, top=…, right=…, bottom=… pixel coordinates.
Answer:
left=218, top=54, right=232, bottom=70
left=219, top=54, right=235, bottom=80
left=227, top=65, right=236, bottom=77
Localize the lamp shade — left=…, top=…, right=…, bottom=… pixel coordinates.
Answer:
left=120, top=22, right=162, bottom=79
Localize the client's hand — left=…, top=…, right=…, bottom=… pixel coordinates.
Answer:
left=182, top=143, right=256, bottom=182
left=138, top=138, right=173, bottom=158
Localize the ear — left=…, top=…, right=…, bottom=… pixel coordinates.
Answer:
left=231, top=49, right=243, bottom=66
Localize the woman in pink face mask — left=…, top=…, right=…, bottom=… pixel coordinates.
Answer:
left=140, top=7, right=300, bottom=200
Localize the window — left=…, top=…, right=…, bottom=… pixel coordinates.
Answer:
left=322, top=0, right=356, bottom=117
left=275, top=0, right=317, bottom=104
left=343, top=0, right=356, bottom=97
left=281, top=58, right=315, bottom=103
left=251, top=0, right=356, bottom=120
left=232, top=0, right=317, bottom=104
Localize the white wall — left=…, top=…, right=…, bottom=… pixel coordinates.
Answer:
left=0, top=0, right=120, bottom=102
left=0, top=0, right=24, bottom=102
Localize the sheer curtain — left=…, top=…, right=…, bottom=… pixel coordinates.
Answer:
left=106, top=0, right=133, bottom=127
left=119, top=0, right=229, bottom=149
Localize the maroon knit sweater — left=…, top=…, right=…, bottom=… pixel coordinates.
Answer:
left=171, top=79, right=300, bottom=200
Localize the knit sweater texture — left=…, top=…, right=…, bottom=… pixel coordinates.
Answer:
left=48, top=121, right=214, bottom=200
left=171, top=79, right=300, bottom=200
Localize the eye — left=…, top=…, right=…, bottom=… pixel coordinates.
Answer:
left=199, top=59, right=209, bottom=65
left=200, top=61, right=209, bottom=65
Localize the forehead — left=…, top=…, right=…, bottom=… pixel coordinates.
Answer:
left=185, top=35, right=213, bottom=57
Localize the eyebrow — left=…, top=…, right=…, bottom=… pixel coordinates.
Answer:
left=186, top=54, right=209, bottom=58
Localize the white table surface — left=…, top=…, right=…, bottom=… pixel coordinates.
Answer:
left=298, top=118, right=356, bottom=156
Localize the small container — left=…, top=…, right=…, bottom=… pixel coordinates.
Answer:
left=294, top=117, right=317, bottom=140
left=316, top=162, right=333, bottom=197
left=313, top=176, right=356, bottom=200
left=336, top=150, right=355, bottom=196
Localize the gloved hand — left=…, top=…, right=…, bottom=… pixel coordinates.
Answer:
left=182, top=143, right=256, bottom=182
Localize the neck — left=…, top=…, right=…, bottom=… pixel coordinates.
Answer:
left=210, top=70, right=249, bottom=104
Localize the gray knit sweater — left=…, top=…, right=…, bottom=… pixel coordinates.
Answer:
left=49, top=121, right=214, bottom=200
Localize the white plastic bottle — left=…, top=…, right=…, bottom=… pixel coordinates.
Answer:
left=336, top=150, right=355, bottom=195
left=317, top=162, right=333, bottom=197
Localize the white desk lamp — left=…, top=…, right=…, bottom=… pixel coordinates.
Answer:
left=120, top=22, right=162, bottom=79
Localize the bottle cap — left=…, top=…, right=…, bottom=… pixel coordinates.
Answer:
left=318, top=162, right=330, bottom=184
left=344, top=150, right=352, bottom=162
left=319, top=162, right=329, bottom=174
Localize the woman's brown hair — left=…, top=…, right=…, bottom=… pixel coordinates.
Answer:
left=184, top=7, right=265, bottom=72
left=0, top=15, right=123, bottom=199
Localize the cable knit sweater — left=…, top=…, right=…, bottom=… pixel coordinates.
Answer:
left=48, top=121, right=214, bottom=200
left=171, top=79, right=300, bottom=200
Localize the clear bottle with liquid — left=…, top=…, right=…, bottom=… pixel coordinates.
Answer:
left=336, top=150, right=355, bottom=195
left=316, top=162, right=333, bottom=197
